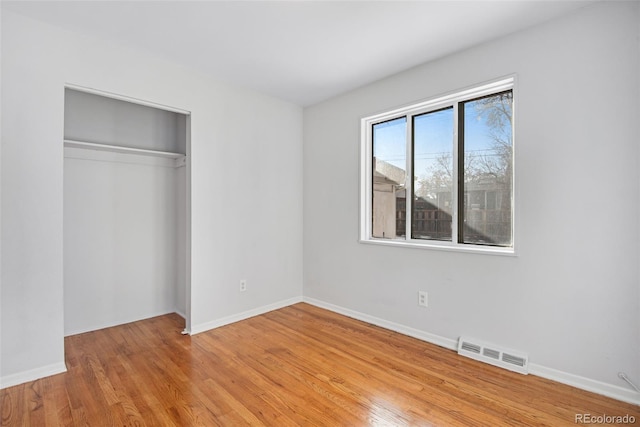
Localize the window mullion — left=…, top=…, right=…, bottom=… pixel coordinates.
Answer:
left=405, top=114, right=413, bottom=241
left=452, top=102, right=460, bottom=245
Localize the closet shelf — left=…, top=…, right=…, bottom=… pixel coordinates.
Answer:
left=64, top=139, right=185, bottom=159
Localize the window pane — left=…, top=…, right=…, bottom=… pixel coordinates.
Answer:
left=412, top=108, right=454, bottom=241
left=372, top=117, right=407, bottom=239
left=462, top=91, right=513, bottom=246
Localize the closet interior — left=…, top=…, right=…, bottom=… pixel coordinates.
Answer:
left=63, top=87, right=190, bottom=336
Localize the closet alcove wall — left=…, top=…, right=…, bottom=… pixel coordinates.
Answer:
left=63, top=87, right=189, bottom=336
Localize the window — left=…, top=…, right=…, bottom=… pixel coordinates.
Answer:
left=361, top=77, right=515, bottom=254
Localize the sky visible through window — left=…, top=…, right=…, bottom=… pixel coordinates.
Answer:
left=372, top=117, right=406, bottom=171
left=373, top=110, right=500, bottom=181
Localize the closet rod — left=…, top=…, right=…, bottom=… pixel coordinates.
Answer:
left=64, top=139, right=185, bottom=159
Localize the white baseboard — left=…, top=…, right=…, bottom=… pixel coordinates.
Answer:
left=0, top=362, right=67, bottom=390
left=5, top=298, right=638, bottom=406
left=529, top=364, right=640, bottom=406
left=302, top=297, right=640, bottom=406
left=190, top=296, right=304, bottom=335
left=2, top=300, right=303, bottom=389
left=303, top=296, right=458, bottom=350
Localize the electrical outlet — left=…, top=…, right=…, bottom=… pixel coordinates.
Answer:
left=418, top=291, right=428, bottom=307
left=240, top=280, right=247, bottom=292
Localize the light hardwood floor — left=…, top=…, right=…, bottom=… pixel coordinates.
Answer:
left=2, top=303, right=639, bottom=426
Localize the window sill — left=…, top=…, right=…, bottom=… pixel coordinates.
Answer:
left=359, top=237, right=517, bottom=256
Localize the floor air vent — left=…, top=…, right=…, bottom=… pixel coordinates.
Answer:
left=457, top=336, right=529, bottom=375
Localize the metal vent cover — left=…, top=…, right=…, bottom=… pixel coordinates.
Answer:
left=461, top=342, right=481, bottom=354
left=483, top=348, right=500, bottom=360
left=502, top=353, right=527, bottom=367
left=458, top=336, right=529, bottom=375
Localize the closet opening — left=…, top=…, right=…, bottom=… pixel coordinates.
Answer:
left=63, top=86, right=191, bottom=336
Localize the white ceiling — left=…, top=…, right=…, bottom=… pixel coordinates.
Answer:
left=3, top=1, right=595, bottom=106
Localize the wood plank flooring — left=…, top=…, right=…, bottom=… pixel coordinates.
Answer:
left=2, top=303, right=639, bottom=426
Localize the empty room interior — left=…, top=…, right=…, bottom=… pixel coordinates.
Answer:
left=1, top=1, right=640, bottom=425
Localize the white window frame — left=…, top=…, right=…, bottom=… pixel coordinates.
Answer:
left=360, top=76, right=516, bottom=255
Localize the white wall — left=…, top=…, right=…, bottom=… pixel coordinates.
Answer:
left=304, top=1, right=640, bottom=401
left=63, top=149, right=182, bottom=336
left=1, top=9, right=303, bottom=386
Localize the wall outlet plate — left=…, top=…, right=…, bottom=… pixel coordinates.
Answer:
left=240, top=280, right=247, bottom=292
left=418, top=291, right=428, bottom=307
